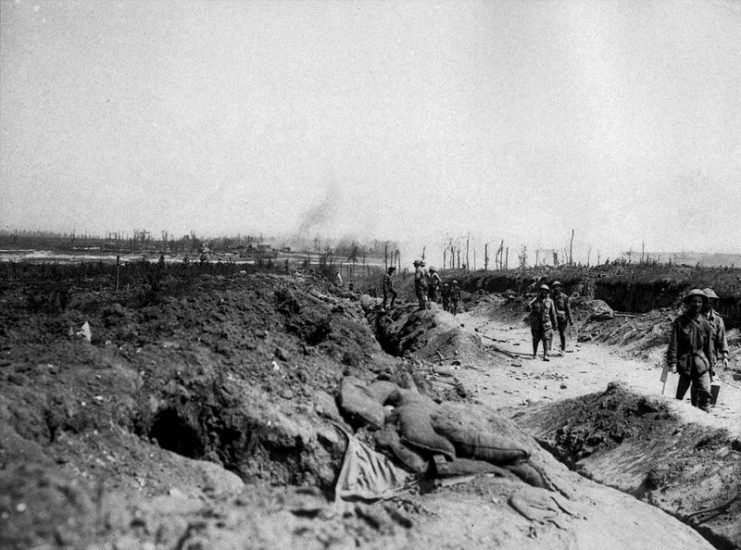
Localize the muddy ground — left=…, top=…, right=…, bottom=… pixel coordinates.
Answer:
left=0, top=268, right=736, bottom=549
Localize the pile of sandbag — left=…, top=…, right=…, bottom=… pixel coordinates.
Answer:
left=335, top=376, right=552, bottom=489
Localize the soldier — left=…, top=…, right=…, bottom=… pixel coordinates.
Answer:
left=529, top=284, right=557, bottom=361
left=449, top=279, right=461, bottom=315
left=413, top=260, right=428, bottom=311
left=702, top=288, right=729, bottom=387
left=667, top=289, right=714, bottom=412
left=428, top=267, right=442, bottom=303
left=382, top=266, right=397, bottom=309
left=551, top=281, right=573, bottom=352
left=441, top=282, right=451, bottom=312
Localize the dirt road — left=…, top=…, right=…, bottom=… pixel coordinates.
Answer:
left=449, top=309, right=741, bottom=436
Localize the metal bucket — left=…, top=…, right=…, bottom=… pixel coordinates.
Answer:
left=710, top=380, right=721, bottom=406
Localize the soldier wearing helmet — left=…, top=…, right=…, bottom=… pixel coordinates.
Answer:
left=414, top=260, right=429, bottom=311
left=702, top=288, right=729, bottom=379
left=529, top=284, right=558, bottom=361
left=441, top=282, right=451, bottom=312
left=551, top=281, right=573, bottom=352
left=428, top=267, right=442, bottom=303
left=382, top=266, right=397, bottom=309
left=449, top=279, right=461, bottom=315
left=666, top=289, right=715, bottom=412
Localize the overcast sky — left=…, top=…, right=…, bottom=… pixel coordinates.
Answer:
left=2, top=0, right=740, bottom=261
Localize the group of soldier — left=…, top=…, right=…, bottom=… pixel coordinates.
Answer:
left=527, top=281, right=573, bottom=362
left=528, top=281, right=728, bottom=413
left=666, top=287, right=728, bottom=412
left=381, top=260, right=461, bottom=314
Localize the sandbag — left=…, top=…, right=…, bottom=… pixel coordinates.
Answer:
left=435, top=427, right=528, bottom=465
left=505, top=461, right=551, bottom=490
left=375, top=426, right=429, bottom=474
left=434, top=457, right=514, bottom=478
left=337, top=376, right=385, bottom=430
left=394, top=404, right=455, bottom=459
left=395, top=388, right=438, bottom=410
left=367, top=380, right=401, bottom=406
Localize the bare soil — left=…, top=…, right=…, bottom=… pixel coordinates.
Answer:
left=0, top=270, right=733, bottom=549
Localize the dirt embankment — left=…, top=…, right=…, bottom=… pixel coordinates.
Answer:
left=453, top=265, right=741, bottom=329
left=514, top=383, right=741, bottom=549
left=0, top=269, right=719, bottom=549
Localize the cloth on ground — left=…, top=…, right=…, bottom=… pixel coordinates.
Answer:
left=334, top=430, right=411, bottom=503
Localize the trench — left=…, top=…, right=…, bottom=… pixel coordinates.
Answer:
left=457, top=272, right=741, bottom=329
left=514, top=385, right=740, bottom=550
left=532, top=436, right=737, bottom=550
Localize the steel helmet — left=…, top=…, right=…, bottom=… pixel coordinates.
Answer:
left=683, top=288, right=708, bottom=303
left=702, top=288, right=719, bottom=299
left=553, top=281, right=563, bottom=287
left=539, top=284, right=550, bottom=291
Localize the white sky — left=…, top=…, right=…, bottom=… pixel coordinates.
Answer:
left=1, top=0, right=740, bottom=261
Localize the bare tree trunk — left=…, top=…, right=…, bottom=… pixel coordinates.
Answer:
left=466, top=234, right=470, bottom=271
left=569, top=229, right=575, bottom=265
left=505, top=247, right=509, bottom=270
left=484, top=243, right=489, bottom=271
left=384, top=243, right=388, bottom=269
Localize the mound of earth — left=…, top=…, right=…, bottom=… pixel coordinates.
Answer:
left=0, top=269, right=718, bottom=549
left=368, top=303, right=486, bottom=362
left=514, top=382, right=741, bottom=549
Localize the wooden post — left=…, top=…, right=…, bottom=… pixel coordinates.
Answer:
left=484, top=243, right=489, bottom=271
left=115, top=256, right=120, bottom=294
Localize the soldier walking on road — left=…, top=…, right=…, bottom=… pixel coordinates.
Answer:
left=382, top=266, right=397, bottom=309
left=529, top=284, right=557, bottom=361
left=667, top=289, right=715, bottom=412
left=428, top=267, right=442, bottom=303
left=449, top=279, right=461, bottom=315
left=414, top=260, right=428, bottom=311
left=552, top=281, right=573, bottom=352
left=702, top=288, right=728, bottom=405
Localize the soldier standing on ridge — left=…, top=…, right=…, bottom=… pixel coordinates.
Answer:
left=441, top=282, right=451, bottom=312
left=552, top=281, right=573, bottom=352
left=529, top=284, right=557, bottom=361
left=414, top=260, right=428, bottom=311
left=382, top=266, right=397, bottom=309
left=449, top=279, right=461, bottom=315
left=428, top=267, right=442, bottom=303
left=667, top=289, right=715, bottom=412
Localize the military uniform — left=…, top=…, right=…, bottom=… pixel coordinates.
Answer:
left=552, top=287, right=573, bottom=351
left=529, top=293, right=557, bottom=360
left=441, top=283, right=450, bottom=312
left=704, top=309, right=728, bottom=368
left=382, top=270, right=397, bottom=308
left=414, top=262, right=428, bottom=310
left=667, top=312, right=714, bottom=412
left=428, top=270, right=442, bottom=302
left=449, top=282, right=461, bottom=315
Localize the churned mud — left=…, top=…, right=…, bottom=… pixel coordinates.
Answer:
left=0, top=268, right=733, bottom=549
